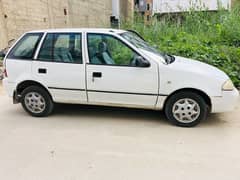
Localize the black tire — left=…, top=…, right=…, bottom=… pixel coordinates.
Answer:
left=21, top=86, right=54, bottom=117
left=164, top=91, right=208, bottom=127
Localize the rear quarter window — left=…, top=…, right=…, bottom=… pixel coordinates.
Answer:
left=7, top=33, right=43, bottom=60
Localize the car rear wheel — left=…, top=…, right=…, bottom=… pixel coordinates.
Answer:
left=21, top=86, right=54, bottom=117
left=165, top=91, right=208, bottom=127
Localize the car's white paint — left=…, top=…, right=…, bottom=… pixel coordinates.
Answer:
left=86, top=64, right=159, bottom=108
left=160, top=56, right=228, bottom=97
left=2, top=28, right=239, bottom=113
left=32, top=61, right=87, bottom=103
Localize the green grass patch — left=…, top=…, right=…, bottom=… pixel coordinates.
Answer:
left=122, top=7, right=240, bottom=87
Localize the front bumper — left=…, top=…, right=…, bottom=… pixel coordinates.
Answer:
left=211, top=88, right=240, bottom=113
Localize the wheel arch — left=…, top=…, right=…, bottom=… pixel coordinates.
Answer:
left=163, top=88, right=212, bottom=110
left=16, top=80, right=52, bottom=100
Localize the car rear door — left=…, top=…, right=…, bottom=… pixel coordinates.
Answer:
left=32, top=32, right=87, bottom=103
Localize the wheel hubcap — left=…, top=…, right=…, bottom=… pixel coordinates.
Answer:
left=24, top=92, right=46, bottom=114
left=172, top=98, right=201, bottom=123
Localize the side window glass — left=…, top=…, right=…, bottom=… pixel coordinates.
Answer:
left=38, top=33, right=82, bottom=63
left=7, top=33, right=43, bottom=60
left=87, top=34, right=136, bottom=66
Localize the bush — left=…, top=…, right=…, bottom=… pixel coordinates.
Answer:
left=122, top=7, right=240, bottom=87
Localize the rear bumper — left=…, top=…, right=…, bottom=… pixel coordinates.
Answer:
left=211, top=88, right=239, bottom=113
left=2, top=78, right=15, bottom=97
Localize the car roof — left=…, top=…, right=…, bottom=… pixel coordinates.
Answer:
left=28, top=28, right=127, bottom=34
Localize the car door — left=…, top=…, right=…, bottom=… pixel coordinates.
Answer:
left=86, top=33, right=159, bottom=108
left=32, top=32, right=87, bottom=103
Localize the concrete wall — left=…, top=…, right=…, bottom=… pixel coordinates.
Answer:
left=120, top=0, right=134, bottom=21
left=152, top=0, right=231, bottom=14
left=0, top=0, right=112, bottom=49
left=232, top=0, right=240, bottom=6
left=0, top=1, right=9, bottom=49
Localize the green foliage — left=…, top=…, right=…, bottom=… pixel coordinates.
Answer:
left=107, top=37, right=134, bottom=65
left=88, top=34, right=133, bottom=65
left=122, top=7, right=240, bottom=87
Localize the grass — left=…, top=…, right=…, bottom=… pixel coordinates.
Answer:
left=122, top=6, right=240, bottom=88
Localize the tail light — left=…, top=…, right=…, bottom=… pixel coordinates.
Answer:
left=3, top=68, right=7, bottom=78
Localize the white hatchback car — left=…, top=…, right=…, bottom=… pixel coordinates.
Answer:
left=2, top=28, right=239, bottom=127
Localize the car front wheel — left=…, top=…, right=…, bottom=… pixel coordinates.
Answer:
left=21, top=86, right=54, bottom=117
left=165, top=91, right=209, bottom=127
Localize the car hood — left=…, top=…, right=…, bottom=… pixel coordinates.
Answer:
left=139, top=48, right=229, bottom=82
left=172, top=56, right=229, bottom=80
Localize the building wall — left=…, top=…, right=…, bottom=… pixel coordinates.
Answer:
left=120, top=0, right=134, bottom=21
left=144, top=0, right=152, bottom=24
left=152, top=0, right=231, bottom=14
left=0, top=1, right=8, bottom=50
left=232, top=0, right=240, bottom=6
left=0, top=0, right=112, bottom=49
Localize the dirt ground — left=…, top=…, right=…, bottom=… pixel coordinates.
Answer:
left=0, top=82, right=240, bottom=180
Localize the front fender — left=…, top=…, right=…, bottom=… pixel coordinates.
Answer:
left=159, top=65, right=227, bottom=97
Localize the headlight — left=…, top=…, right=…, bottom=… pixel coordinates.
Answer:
left=222, top=79, right=234, bottom=91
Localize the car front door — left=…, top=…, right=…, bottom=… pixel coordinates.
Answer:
left=32, top=32, right=87, bottom=103
left=86, top=33, right=159, bottom=108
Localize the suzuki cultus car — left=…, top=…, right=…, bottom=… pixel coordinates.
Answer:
left=2, top=28, right=239, bottom=127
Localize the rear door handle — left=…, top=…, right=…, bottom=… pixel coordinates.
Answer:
left=92, top=72, right=102, bottom=82
left=38, top=68, right=47, bottom=74
left=92, top=72, right=102, bottom=78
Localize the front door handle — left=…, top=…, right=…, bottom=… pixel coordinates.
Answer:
left=38, top=68, right=47, bottom=74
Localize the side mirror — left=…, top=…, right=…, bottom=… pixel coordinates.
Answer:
left=135, top=56, right=150, bottom=67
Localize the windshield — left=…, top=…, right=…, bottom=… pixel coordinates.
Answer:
left=120, top=31, right=175, bottom=64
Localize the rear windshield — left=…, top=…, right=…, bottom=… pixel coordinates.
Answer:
left=7, top=33, right=43, bottom=60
